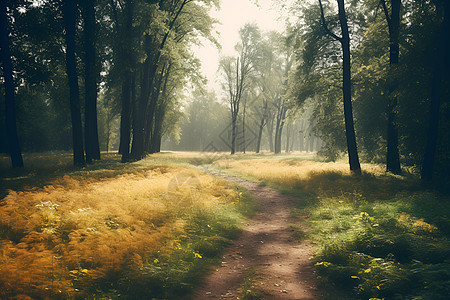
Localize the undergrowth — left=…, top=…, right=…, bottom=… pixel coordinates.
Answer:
left=0, top=152, right=255, bottom=299
left=219, top=157, right=450, bottom=300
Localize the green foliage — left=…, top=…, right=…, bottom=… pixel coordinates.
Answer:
left=308, top=186, right=450, bottom=299
left=289, top=0, right=450, bottom=175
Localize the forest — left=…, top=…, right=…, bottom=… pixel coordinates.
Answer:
left=1, top=0, right=449, bottom=299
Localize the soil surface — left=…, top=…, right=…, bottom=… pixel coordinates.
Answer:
left=191, top=169, right=320, bottom=299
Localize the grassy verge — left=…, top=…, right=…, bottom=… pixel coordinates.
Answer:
left=216, top=157, right=450, bottom=300
left=0, top=152, right=255, bottom=299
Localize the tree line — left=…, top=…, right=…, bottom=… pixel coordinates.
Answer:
left=2, top=0, right=449, bottom=183
left=0, top=0, right=216, bottom=166
left=289, top=0, right=450, bottom=182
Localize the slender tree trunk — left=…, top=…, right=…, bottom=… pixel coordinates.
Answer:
left=318, top=0, right=361, bottom=173
left=131, top=56, right=151, bottom=160
left=63, top=0, right=85, bottom=167
left=285, top=124, right=291, bottom=153
left=290, top=125, right=296, bottom=152
left=300, top=131, right=304, bottom=151
left=266, top=113, right=274, bottom=152
left=145, top=64, right=167, bottom=153
left=256, top=100, right=269, bottom=153
left=274, top=126, right=281, bottom=154
left=106, top=119, right=110, bottom=152
left=299, top=120, right=304, bottom=151
left=421, top=1, right=449, bottom=182
left=256, top=116, right=265, bottom=153
left=242, top=95, right=247, bottom=153
left=382, top=0, right=401, bottom=174
left=310, top=134, right=315, bottom=152
left=115, top=0, right=134, bottom=160
left=120, top=75, right=132, bottom=161
left=81, top=0, right=100, bottom=163
left=274, top=102, right=286, bottom=154
left=152, top=104, right=164, bottom=153
left=131, top=1, right=187, bottom=160
left=231, top=113, right=237, bottom=154
left=0, top=2, right=23, bottom=168
left=338, top=0, right=361, bottom=174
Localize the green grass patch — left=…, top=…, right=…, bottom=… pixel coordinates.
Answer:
left=289, top=225, right=308, bottom=241
left=240, top=268, right=262, bottom=300
left=219, top=157, right=450, bottom=299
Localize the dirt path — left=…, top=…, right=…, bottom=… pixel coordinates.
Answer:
left=191, top=170, right=320, bottom=299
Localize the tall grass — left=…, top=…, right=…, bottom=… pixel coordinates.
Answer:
left=219, top=157, right=450, bottom=299
left=0, top=152, right=255, bottom=299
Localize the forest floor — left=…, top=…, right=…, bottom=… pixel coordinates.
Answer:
left=1, top=151, right=449, bottom=299
left=191, top=168, right=320, bottom=299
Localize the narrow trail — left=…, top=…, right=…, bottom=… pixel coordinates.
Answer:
left=191, top=169, right=320, bottom=299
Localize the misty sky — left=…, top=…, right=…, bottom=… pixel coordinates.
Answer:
left=193, top=0, right=289, bottom=94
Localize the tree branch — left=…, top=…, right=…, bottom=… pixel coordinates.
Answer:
left=318, top=0, right=342, bottom=42
left=380, top=0, right=392, bottom=33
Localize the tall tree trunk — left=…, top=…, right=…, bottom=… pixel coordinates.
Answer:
left=274, top=101, right=286, bottom=154
left=231, top=113, right=237, bottom=154
left=319, top=0, right=361, bottom=173
left=290, top=125, right=296, bottom=152
left=81, top=0, right=100, bottom=163
left=0, top=2, right=23, bottom=168
left=266, top=113, right=274, bottom=152
left=256, top=115, right=265, bottom=153
left=242, top=95, right=247, bottom=153
left=285, top=124, right=291, bottom=153
left=131, top=56, right=151, bottom=160
left=120, top=75, right=132, bottom=162
left=115, top=0, right=134, bottom=161
left=256, top=99, right=268, bottom=153
left=382, top=0, right=401, bottom=174
left=338, top=0, right=361, bottom=174
left=299, top=120, right=304, bottom=151
left=152, top=103, right=164, bottom=153
left=299, top=131, right=304, bottom=151
left=150, top=63, right=171, bottom=154
left=145, top=63, right=167, bottom=153
left=131, top=0, right=187, bottom=160
left=310, top=134, right=315, bottom=152
left=63, top=0, right=86, bottom=167
left=421, top=1, right=449, bottom=182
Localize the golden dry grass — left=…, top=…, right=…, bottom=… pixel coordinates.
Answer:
left=214, top=156, right=418, bottom=203
left=0, top=161, right=239, bottom=298
left=216, top=158, right=385, bottom=186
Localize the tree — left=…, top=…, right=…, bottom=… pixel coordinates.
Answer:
left=130, top=0, right=190, bottom=161
left=109, top=0, right=136, bottom=162
left=421, top=0, right=450, bottom=182
left=81, top=0, right=101, bottom=163
left=253, top=31, right=284, bottom=154
left=274, top=42, right=293, bottom=154
left=62, top=0, right=86, bottom=167
left=381, top=0, right=402, bottom=174
left=220, top=24, right=260, bottom=155
left=318, top=0, right=361, bottom=174
left=0, top=1, right=23, bottom=167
